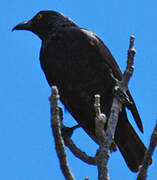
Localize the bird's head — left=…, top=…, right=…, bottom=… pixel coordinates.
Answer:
left=12, top=10, right=76, bottom=39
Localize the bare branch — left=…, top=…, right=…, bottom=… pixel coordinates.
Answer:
left=49, top=86, right=74, bottom=180
left=93, top=36, right=136, bottom=180
left=96, top=146, right=110, bottom=180
left=94, top=94, right=109, bottom=180
left=107, top=35, right=136, bottom=142
left=65, top=137, right=97, bottom=165
left=85, top=177, right=89, bottom=180
left=94, top=94, right=107, bottom=142
left=137, top=123, right=157, bottom=180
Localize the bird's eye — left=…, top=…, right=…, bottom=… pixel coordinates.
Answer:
left=37, top=14, right=43, bottom=20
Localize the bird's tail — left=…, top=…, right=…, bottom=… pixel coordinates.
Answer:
left=115, top=109, right=146, bottom=172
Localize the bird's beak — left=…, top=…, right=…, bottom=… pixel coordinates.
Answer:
left=12, top=20, right=33, bottom=31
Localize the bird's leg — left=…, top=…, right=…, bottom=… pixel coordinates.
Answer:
left=110, top=141, right=117, bottom=152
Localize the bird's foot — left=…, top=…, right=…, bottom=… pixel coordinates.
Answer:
left=113, top=86, right=132, bottom=106
left=61, top=124, right=80, bottom=143
left=110, top=141, right=117, bottom=152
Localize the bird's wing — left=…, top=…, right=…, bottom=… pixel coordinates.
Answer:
left=80, top=28, right=143, bottom=132
left=41, top=26, right=143, bottom=132
left=80, top=28, right=122, bottom=80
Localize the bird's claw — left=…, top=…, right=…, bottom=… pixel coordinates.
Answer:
left=61, top=126, right=74, bottom=141
left=113, top=86, right=132, bottom=106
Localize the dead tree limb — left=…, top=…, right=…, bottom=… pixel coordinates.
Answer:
left=65, top=137, right=97, bottom=165
left=93, top=36, right=136, bottom=180
left=49, top=86, right=74, bottom=180
left=137, top=123, right=157, bottom=180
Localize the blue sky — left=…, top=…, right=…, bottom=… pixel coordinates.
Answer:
left=1, top=0, right=157, bottom=179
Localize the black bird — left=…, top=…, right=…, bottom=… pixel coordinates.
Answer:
left=13, top=11, right=146, bottom=172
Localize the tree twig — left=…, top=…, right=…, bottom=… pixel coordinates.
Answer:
left=137, top=123, right=157, bottom=180
left=65, top=137, right=97, bottom=165
left=106, top=35, right=136, bottom=146
left=49, top=86, right=74, bottom=180
left=94, top=94, right=109, bottom=180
